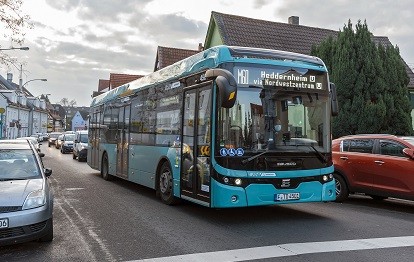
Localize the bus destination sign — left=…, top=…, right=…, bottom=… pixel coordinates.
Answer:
left=234, top=66, right=327, bottom=91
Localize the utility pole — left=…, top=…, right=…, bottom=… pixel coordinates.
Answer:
left=17, top=64, right=23, bottom=137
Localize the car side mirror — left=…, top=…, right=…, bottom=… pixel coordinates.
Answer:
left=39, top=152, right=45, bottom=157
left=402, top=148, right=414, bottom=159
left=44, top=168, right=52, bottom=177
left=75, top=139, right=79, bottom=143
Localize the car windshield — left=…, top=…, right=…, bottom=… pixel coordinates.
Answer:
left=64, top=134, right=75, bottom=141
left=0, top=149, right=41, bottom=180
left=80, top=134, right=88, bottom=143
left=50, top=133, right=61, bottom=138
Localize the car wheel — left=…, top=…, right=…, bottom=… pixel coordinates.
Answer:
left=369, top=195, right=388, bottom=201
left=333, top=173, right=349, bottom=202
left=157, top=162, right=179, bottom=205
left=101, top=153, right=112, bottom=181
left=39, top=217, right=53, bottom=242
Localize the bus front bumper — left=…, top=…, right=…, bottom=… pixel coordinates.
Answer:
left=210, top=178, right=336, bottom=208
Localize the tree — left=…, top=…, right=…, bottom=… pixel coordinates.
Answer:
left=59, top=98, right=69, bottom=106
left=311, top=20, right=413, bottom=137
left=69, top=99, right=77, bottom=107
left=0, top=0, right=33, bottom=65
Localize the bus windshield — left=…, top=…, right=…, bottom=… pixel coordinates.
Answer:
left=216, top=68, right=331, bottom=160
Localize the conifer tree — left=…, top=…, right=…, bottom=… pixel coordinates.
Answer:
left=312, top=20, right=413, bottom=137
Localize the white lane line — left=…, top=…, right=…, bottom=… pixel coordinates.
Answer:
left=128, top=236, right=414, bottom=262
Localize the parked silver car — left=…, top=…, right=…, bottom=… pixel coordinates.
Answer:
left=16, top=136, right=42, bottom=152
left=0, top=139, right=54, bottom=245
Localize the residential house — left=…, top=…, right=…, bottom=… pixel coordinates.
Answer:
left=203, top=12, right=414, bottom=129
left=63, top=106, right=90, bottom=131
left=0, top=73, right=53, bottom=137
left=71, top=110, right=89, bottom=131
left=154, top=45, right=201, bottom=71
left=47, top=102, right=63, bottom=132
left=27, top=97, right=48, bottom=135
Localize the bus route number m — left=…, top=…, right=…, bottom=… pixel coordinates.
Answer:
left=237, top=69, right=249, bottom=85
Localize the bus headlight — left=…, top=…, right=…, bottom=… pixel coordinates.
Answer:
left=322, top=174, right=334, bottom=183
left=234, top=178, right=242, bottom=186
left=222, top=176, right=243, bottom=187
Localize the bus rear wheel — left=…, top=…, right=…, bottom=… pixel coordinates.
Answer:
left=158, top=162, right=178, bottom=205
left=101, top=153, right=112, bottom=181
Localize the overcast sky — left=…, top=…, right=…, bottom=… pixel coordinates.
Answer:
left=1, top=0, right=413, bottom=106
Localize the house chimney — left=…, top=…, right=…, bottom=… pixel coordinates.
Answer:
left=288, top=16, right=299, bottom=25
left=7, top=73, right=13, bottom=83
left=198, top=43, right=204, bottom=51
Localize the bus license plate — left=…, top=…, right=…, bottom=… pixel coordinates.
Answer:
left=0, top=218, right=9, bottom=229
left=275, top=193, right=300, bottom=201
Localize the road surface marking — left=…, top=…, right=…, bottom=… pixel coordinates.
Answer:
left=129, top=236, right=414, bottom=262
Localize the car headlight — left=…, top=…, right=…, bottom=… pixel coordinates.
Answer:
left=23, top=189, right=46, bottom=210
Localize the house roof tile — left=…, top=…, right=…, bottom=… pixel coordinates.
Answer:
left=155, top=46, right=199, bottom=71
left=109, top=73, right=143, bottom=90
left=98, top=79, right=110, bottom=92
left=208, top=12, right=414, bottom=87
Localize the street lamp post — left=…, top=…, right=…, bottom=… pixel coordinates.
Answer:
left=17, top=78, right=47, bottom=137
left=21, top=78, right=47, bottom=89
left=0, top=46, right=29, bottom=51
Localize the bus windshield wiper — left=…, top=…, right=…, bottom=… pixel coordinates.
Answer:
left=241, top=151, right=270, bottom=165
left=294, top=144, right=327, bottom=163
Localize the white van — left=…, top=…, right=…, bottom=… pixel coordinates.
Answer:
left=72, top=130, right=88, bottom=161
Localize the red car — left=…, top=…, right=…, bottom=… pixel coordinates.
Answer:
left=332, top=134, right=414, bottom=202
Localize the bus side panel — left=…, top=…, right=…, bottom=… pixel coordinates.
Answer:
left=128, top=145, right=175, bottom=190
left=101, top=144, right=117, bottom=176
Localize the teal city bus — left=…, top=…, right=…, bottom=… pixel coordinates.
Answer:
left=87, top=45, right=338, bottom=208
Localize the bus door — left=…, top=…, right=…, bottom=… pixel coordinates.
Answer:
left=116, top=104, right=130, bottom=179
left=181, top=84, right=212, bottom=205
left=89, top=110, right=101, bottom=170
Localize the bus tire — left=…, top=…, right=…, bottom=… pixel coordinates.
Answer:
left=101, top=153, right=112, bottom=181
left=333, top=173, right=349, bottom=202
left=157, top=162, right=178, bottom=205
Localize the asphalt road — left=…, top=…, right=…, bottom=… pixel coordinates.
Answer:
left=1, top=143, right=414, bottom=261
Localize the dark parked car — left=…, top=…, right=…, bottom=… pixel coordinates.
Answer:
left=48, top=132, right=62, bottom=147
left=60, top=133, right=75, bottom=154
left=0, top=139, right=54, bottom=245
left=73, top=130, right=88, bottom=161
left=332, top=134, right=414, bottom=202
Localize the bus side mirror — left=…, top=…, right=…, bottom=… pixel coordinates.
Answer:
left=205, top=68, right=237, bottom=108
left=330, top=82, right=339, bottom=116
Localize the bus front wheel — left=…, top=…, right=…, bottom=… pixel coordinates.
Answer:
left=101, top=153, right=112, bottom=181
left=158, top=162, right=178, bottom=205
left=333, top=173, right=349, bottom=202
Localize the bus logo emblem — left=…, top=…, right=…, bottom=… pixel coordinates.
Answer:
left=281, top=179, right=291, bottom=188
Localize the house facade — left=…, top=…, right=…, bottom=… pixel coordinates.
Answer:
left=71, top=110, right=89, bottom=131
left=0, top=74, right=50, bottom=138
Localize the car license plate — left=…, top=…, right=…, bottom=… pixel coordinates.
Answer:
left=0, top=218, right=9, bottom=229
left=275, top=193, right=300, bottom=201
